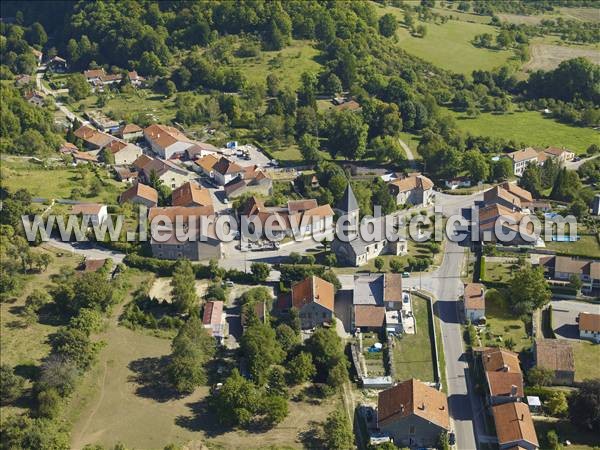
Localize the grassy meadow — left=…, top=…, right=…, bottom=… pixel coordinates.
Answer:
left=446, top=109, right=599, bottom=154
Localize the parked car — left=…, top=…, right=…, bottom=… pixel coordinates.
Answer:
left=402, top=272, right=410, bottom=278
left=449, top=432, right=456, bottom=446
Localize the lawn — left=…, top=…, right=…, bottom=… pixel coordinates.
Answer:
left=544, top=234, right=600, bottom=258
left=571, top=340, right=600, bottom=382
left=361, top=332, right=387, bottom=377
left=1, top=159, right=126, bottom=204
left=482, top=289, right=531, bottom=352
left=229, top=39, right=322, bottom=90
left=484, top=261, right=518, bottom=284
left=372, top=4, right=513, bottom=75
left=392, top=295, right=436, bottom=382
left=446, top=109, right=599, bottom=154
left=535, top=418, right=599, bottom=450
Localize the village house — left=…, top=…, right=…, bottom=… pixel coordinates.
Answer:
left=240, top=196, right=334, bottom=240
left=147, top=206, right=221, bottom=261
left=477, top=203, right=539, bottom=246
left=134, top=155, right=195, bottom=189
left=539, top=255, right=600, bottom=295
left=185, top=142, right=219, bottom=160
left=202, top=300, right=225, bottom=343
left=480, top=347, right=524, bottom=406
left=211, top=156, right=245, bottom=186
left=540, top=146, right=575, bottom=164
left=533, top=339, right=575, bottom=385
left=332, top=184, right=407, bottom=267
left=508, top=148, right=539, bottom=176
left=143, top=124, right=196, bottom=159
left=24, top=90, right=44, bottom=107
left=483, top=186, right=524, bottom=212
left=119, top=182, right=158, bottom=208
left=105, top=139, right=143, bottom=166
left=114, top=166, right=138, bottom=183
left=388, top=174, right=434, bottom=207
left=492, top=402, right=539, bottom=450
left=579, top=312, right=600, bottom=343
left=81, top=258, right=108, bottom=273
left=444, top=176, right=477, bottom=190
left=171, top=181, right=213, bottom=209
left=332, top=97, right=362, bottom=112
left=59, top=141, right=79, bottom=155
left=70, top=203, right=108, bottom=226
left=117, top=123, right=143, bottom=141
left=463, top=283, right=485, bottom=323
left=241, top=300, right=268, bottom=330
left=291, top=276, right=334, bottom=329
left=224, top=165, right=273, bottom=199
left=47, top=55, right=68, bottom=72
left=377, top=378, right=450, bottom=448
left=74, top=124, right=115, bottom=150
left=72, top=151, right=99, bottom=165
left=86, top=110, right=121, bottom=133
left=194, top=153, right=220, bottom=177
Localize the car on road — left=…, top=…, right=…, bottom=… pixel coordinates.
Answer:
left=402, top=272, right=410, bottom=278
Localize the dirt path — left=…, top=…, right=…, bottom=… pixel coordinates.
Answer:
left=398, top=137, right=417, bottom=170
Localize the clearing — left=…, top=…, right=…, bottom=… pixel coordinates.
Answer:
left=522, top=42, right=600, bottom=72
left=391, top=295, right=436, bottom=382
left=544, top=234, right=600, bottom=258
left=446, top=109, right=599, bottom=154
left=148, top=277, right=210, bottom=304
left=229, top=39, right=321, bottom=90
left=373, top=4, right=513, bottom=75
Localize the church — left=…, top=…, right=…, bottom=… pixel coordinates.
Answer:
left=331, top=184, right=408, bottom=267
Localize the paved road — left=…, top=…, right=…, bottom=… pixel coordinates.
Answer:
left=565, top=154, right=598, bottom=171
left=47, top=238, right=125, bottom=264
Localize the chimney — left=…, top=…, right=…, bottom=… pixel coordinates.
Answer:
left=520, top=413, right=524, bottom=421
left=487, top=354, right=491, bottom=362
left=502, top=364, right=509, bottom=372
left=400, top=404, right=404, bottom=413
left=510, top=385, right=517, bottom=397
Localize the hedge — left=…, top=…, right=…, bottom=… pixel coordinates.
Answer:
left=478, top=255, right=486, bottom=282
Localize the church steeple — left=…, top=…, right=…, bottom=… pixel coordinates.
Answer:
left=336, top=182, right=359, bottom=234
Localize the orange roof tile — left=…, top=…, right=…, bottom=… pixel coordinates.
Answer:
left=171, top=182, right=213, bottom=208
left=579, top=312, right=600, bottom=333
left=378, top=379, right=449, bottom=430
left=492, top=402, right=538, bottom=447
left=119, top=183, right=158, bottom=205
left=291, top=276, right=334, bottom=312
left=464, top=283, right=485, bottom=310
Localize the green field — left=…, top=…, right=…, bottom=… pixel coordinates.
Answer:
left=1, top=159, right=126, bottom=204
left=230, top=39, right=321, bottom=90
left=447, top=109, right=599, bottom=154
left=535, top=418, right=599, bottom=450
left=392, top=295, right=436, bottom=382
left=373, top=4, right=513, bottom=75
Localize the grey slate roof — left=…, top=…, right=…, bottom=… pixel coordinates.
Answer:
left=337, top=183, right=358, bottom=214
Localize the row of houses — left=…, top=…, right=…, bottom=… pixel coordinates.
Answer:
left=538, top=254, right=600, bottom=296
left=83, top=68, right=145, bottom=91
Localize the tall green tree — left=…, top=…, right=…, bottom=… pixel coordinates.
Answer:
left=326, top=111, right=368, bottom=160
left=170, top=259, right=197, bottom=314
left=508, top=267, right=551, bottom=316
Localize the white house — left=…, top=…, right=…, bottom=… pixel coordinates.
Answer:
left=211, top=156, right=245, bottom=186
left=70, top=203, right=108, bottom=226
left=143, top=124, right=196, bottom=159
left=105, top=139, right=143, bottom=166
left=579, top=312, right=600, bottom=343
left=388, top=174, right=434, bottom=207
left=507, top=148, right=539, bottom=176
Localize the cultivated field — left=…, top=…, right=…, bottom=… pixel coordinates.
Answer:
left=148, top=277, right=210, bottom=304
left=523, top=42, right=600, bottom=72
left=447, top=109, right=599, bottom=154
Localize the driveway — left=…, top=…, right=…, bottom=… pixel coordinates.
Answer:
left=47, top=238, right=125, bottom=264
left=551, top=299, right=600, bottom=340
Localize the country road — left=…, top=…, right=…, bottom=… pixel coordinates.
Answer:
left=398, top=137, right=417, bottom=169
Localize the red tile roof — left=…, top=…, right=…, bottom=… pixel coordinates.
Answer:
left=291, top=276, right=334, bottom=312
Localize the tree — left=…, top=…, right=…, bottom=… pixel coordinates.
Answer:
left=66, top=73, right=91, bottom=100
left=372, top=136, right=404, bottom=164
left=266, top=366, right=287, bottom=398
left=36, top=387, right=61, bottom=418
left=168, top=316, right=215, bottom=393
left=546, top=391, right=568, bottom=417
left=275, top=324, right=299, bottom=354
left=25, top=288, right=51, bottom=314
left=50, top=327, right=98, bottom=371
left=250, top=262, right=270, bottom=282
left=266, top=73, right=280, bottom=96
left=170, top=259, right=197, bottom=314
left=1, top=415, right=70, bottom=449
left=587, top=144, right=600, bottom=155
left=379, top=13, right=398, bottom=38
left=463, top=150, right=490, bottom=183
left=0, top=364, right=25, bottom=405
left=492, top=158, right=514, bottom=181
left=262, top=394, right=289, bottom=426
left=519, top=164, right=543, bottom=198
left=325, top=253, right=337, bottom=268
left=38, top=355, right=79, bottom=397
left=416, top=24, right=427, bottom=37
left=240, top=322, right=285, bottom=385
left=374, top=257, right=385, bottom=272
left=212, top=369, right=261, bottom=427
left=299, top=133, right=322, bottom=162
left=569, top=379, right=600, bottom=432
left=527, top=366, right=553, bottom=387
left=323, top=409, right=354, bottom=450
left=508, top=267, right=551, bottom=316
left=546, top=430, right=562, bottom=450
left=326, top=110, right=368, bottom=159
left=323, top=73, right=343, bottom=95
left=569, top=273, right=583, bottom=292
left=551, top=168, right=582, bottom=202
left=305, top=326, right=347, bottom=383
left=288, top=351, right=316, bottom=384
left=27, top=22, right=48, bottom=47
